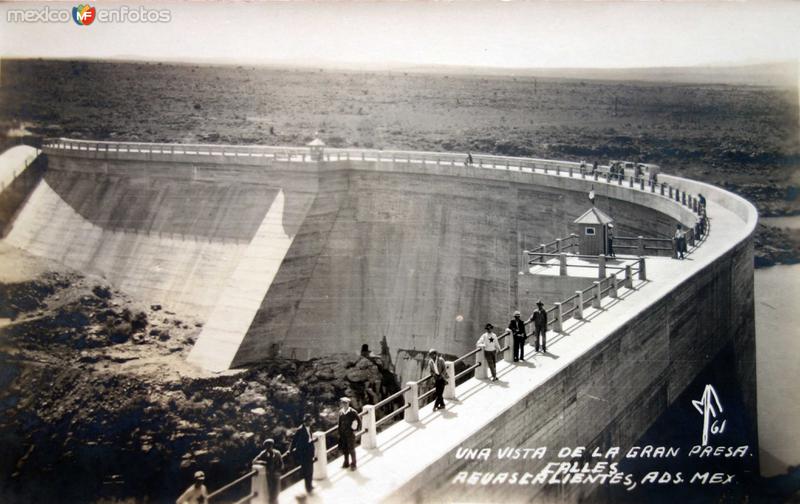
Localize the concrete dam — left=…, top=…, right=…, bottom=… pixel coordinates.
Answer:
left=0, top=139, right=758, bottom=503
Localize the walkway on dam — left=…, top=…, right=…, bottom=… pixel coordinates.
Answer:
left=277, top=194, right=745, bottom=503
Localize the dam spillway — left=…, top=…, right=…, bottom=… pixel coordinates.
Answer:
left=0, top=138, right=758, bottom=502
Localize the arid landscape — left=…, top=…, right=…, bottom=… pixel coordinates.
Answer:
left=0, top=59, right=798, bottom=502
left=2, top=59, right=798, bottom=264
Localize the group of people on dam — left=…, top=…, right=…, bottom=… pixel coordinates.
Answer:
left=429, top=299, right=549, bottom=394
left=177, top=298, right=554, bottom=504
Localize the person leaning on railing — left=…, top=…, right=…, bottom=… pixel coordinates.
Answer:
left=428, top=349, right=448, bottom=411
left=176, top=471, right=208, bottom=504
left=252, top=439, right=283, bottom=504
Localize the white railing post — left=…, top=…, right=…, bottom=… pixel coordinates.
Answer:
left=474, top=351, right=487, bottom=380
left=559, top=253, right=567, bottom=276
left=361, top=405, right=377, bottom=449
left=598, top=254, right=606, bottom=278
left=609, top=275, right=618, bottom=299
left=556, top=238, right=562, bottom=252
left=404, top=382, right=420, bottom=422
left=251, top=464, right=268, bottom=504
left=624, top=265, right=633, bottom=289
left=574, top=291, right=584, bottom=319
left=503, top=335, right=514, bottom=363
left=638, top=236, right=645, bottom=256
left=638, top=257, right=647, bottom=281
left=313, top=431, right=328, bottom=479
left=592, top=281, right=602, bottom=308
left=539, top=244, right=546, bottom=264
left=554, top=302, right=563, bottom=332
left=445, top=361, right=456, bottom=399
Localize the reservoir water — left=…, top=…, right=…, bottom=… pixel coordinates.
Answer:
left=754, top=229, right=800, bottom=476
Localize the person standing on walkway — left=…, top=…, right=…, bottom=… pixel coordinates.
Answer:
left=529, top=300, right=548, bottom=353
left=252, top=439, right=284, bottom=504
left=507, top=311, right=527, bottom=362
left=674, top=224, right=687, bottom=260
left=477, top=323, right=500, bottom=381
left=290, top=414, right=316, bottom=494
left=607, top=223, right=615, bottom=257
left=176, top=471, right=208, bottom=504
left=337, top=397, right=361, bottom=470
left=428, top=349, right=448, bottom=411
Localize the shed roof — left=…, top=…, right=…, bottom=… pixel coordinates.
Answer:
left=574, top=206, right=614, bottom=225
left=307, top=138, right=326, bottom=147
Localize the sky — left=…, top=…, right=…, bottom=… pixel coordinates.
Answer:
left=1, top=1, right=799, bottom=69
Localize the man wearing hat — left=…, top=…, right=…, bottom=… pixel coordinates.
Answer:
left=290, top=414, right=316, bottom=494
left=176, top=470, right=208, bottom=504
left=428, top=349, right=448, bottom=410
left=476, top=323, right=500, bottom=381
left=337, top=397, right=362, bottom=470
left=530, top=300, right=548, bottom=353
left=253, top=438, right=284, bottom=504
left=507, top=310, right=528, bottom=362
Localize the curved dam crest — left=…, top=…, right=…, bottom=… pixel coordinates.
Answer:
left=9, top=140, right=696, bottom=375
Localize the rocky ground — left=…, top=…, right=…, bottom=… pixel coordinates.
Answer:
left=0, top=246, right=399, bottom=503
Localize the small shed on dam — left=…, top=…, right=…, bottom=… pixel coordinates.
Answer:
left=574, top=206, right=614, bottom=255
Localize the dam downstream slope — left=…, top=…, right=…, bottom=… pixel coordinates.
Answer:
left=9, top=141, right=696, bottom=373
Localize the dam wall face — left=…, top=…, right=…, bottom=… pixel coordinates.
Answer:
left=13, top=143, right=697, bottom=370
left=233, top=161, right=685, bottom=367
left=392, top=230, right=756, bottom=503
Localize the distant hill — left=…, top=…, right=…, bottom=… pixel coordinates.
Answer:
left=391, top=61, right=799, bottom=88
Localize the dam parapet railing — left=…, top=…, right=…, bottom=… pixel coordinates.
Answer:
left=43, top=138, right=707, bottom=231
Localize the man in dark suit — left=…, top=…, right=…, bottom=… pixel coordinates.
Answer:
left=337, top=397, right=362, bottom=470
left=428, top=348, right=448, bottom=410
left=508, top=310, right=527, bottom=362
left=290, top=414, right=316, bottom=494
left=530, top=300, right=548, bottom=353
